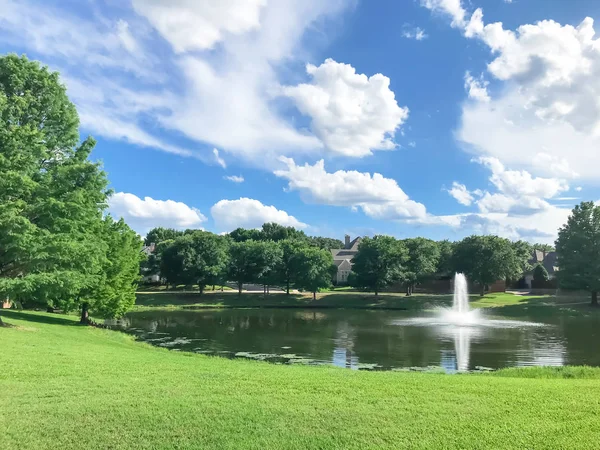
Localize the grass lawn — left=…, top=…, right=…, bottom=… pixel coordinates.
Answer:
left=2, top=310, right=600, bottom=449
left=135, top=290, right=596, bottom=316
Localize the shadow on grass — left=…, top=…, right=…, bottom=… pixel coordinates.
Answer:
left=0, top=310, right=79, bottom=326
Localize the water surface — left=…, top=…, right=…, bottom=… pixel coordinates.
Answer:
left=110, top=308, right=600, bottom=371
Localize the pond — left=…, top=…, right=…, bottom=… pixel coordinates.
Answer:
left=108, top=308, right=600, bottom=372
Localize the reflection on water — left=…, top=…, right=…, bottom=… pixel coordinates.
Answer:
left=107, top=308, right=600, bottom=372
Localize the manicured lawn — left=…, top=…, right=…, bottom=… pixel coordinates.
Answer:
left=135, top=290, right=581, bottom=313
left=2, top=310, right=600, bottom=449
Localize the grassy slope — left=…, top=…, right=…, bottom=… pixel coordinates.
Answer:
left=2, top=310, right=600, bottom=449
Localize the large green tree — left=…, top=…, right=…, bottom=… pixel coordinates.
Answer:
left=276, top=239, right=306, bottom=295
left=144, top=227, right=184, bottom=247
left=294, top=247, right=335, bottom=300
left=402, top=238, right=440, bottom=296
left=556, top=202, right=600, bottom=306
left=350, top=236, right=407, bottom=296
left=227, top=240, right=281, bottom=295
left=0, top=55, right=116, bottom=324
left=436, top=240, right=455, bottom=277
left=452, top=235, right=527, bottom=296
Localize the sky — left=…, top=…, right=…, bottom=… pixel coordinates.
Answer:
left=2, top=0, right=600, bottom=243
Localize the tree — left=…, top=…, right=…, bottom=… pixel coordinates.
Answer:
left=294, top=247, right=336, bottom=300
left=307, top=236, right=344, bottom=251
left=555, top=202, right=600, bottom=306
left=187, top=232, right=229, bottom=295
left=144, top=227, right=184, bottom=246
left=227, top=240, right=281, bottom=295
left=228, top=228, right=262, bottom=243
left=533, top=264, right=549, bottom=283
left=533, top=243, right=554, bottom=252
left=436, top=240, right=455, bottom=277
left=402, top=238, right=440, bottom=296
left=276, top=239, right=306, bottom=295
left=0, top=55, right=112, bottom=324
left=255, top=241, right=283, bottom=296
left=350, top=236, right=407, bottom=296
left=78, top=218, right=142, bottom=323
left=260, top=223, right=306, bottom=242
left=452, top=235, right=527, bottom=296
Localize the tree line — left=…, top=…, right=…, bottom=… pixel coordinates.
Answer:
left=0, top=55, right=142, bottom=325
left=142, top=224, right=339, bottom=299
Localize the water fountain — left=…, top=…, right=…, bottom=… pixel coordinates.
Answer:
left=393, top=273, right=544, bottom=371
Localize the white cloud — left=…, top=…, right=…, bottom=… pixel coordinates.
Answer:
left=224, top=175, right=245, bottom=183
left=447, top=182, right=475, bottom=206
left=576, top=186, right=583, bottom=192
left=131, top=0, right=267, bottom=53
left=281, top=59, right=409, bottom=157
left=213, top=148, right=227, bottom=169
left=108, top=192, right=206, bottom=234
left=274, top=157, right=427, bottom=220
left=464, top=71, right=490, bottom=102
left=402, top=27, right=428, bottom=40
left=210, top=198, right=308, bottom=231
left=420, top=0, right=467, bottom=28
left=0, top=0, right=360, bottom=164
left=425, top=2, right=600, bottom=183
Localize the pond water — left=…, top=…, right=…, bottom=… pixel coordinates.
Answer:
left=109, top=308, right=600, bottom=372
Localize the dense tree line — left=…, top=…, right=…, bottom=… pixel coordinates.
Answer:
left=144, top=223, right=337, bottom=299
left=0, top=55, right=142, bottom=325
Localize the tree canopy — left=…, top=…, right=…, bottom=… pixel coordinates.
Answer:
left=350, top=236, right=407, bottom=296
left=0, top=55, right=141, bottom=324
left=556, top=201, right=600, bottom=306
left=294, top=247, right=335, bottom=300
left=402, top=238, right=440, bottom=296
left=452, top=235, right=529, bottom=295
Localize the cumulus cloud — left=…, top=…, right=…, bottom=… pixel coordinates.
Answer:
left=0, top=0, right=372, bottom=164
left=224, top=175, right=245, bottom=183
left=274, top=157, right=427, bottom=220
left=131, top=0, right=267, bottom=53
left=464, top=71, right=490, bottom=102
left=108, top=192, right=206, bottom=234
left=420, top=0, right=467, bottom=28
left=423, top=1, right=600, bottom=183
left=447, top=182, right=475, bottom=206
left=281, top=59, right=409, bottom=157
left=210, top=198, right=308, bottom=231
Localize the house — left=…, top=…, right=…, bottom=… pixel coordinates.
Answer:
left=522, top=250, right=558, bottom=288
left=141, top=243, right=161, bottom=283
left=331, top=235, right=362, bottom=284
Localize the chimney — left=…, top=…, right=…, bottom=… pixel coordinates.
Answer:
left=345, top=235, right=351, bottom=249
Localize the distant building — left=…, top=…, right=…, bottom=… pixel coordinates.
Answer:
left=331, top=235, right=362, bottom=284
left=141, top=243, right=160, bottom=283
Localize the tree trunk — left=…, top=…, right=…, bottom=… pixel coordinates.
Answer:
left=238, top=282, right=243, bottom=296
left=286, top=280, right=290, bottom=295
left=592, top=291, right=598, bottom=307
left=80, top=303, right=89, bottom=325
left=480, top=285, right=485, bottom=297
left=267, top=286, right=270, bottom=295
left=199, top=284, right=204, bottom=296
left=313, top=291, right=316, bottom=301
left=374, top=288, right=378, bottom=297
left=212, top=285, right=215, bottom=291
left=263, top=284, right=267, bottom=299
left=0, top=315, right=5, bottom=327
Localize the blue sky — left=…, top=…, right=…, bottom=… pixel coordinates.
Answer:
left=2, top=0, right=599, bottom=243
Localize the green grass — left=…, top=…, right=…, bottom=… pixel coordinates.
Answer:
left=134, top=290, right=596, bottom=315
left=2, top=310, right=600, bottom=449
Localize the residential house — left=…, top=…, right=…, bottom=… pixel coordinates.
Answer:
left=141, top=243, right=161, bottom=283
left=522, top=250, right=558, bottom=288
left=331, top=235, right=362, bottom=284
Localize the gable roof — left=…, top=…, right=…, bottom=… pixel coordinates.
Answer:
left=346, top=237, right=362, bottom=251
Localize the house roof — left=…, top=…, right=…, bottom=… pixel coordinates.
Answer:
left=527, top=250, right=558, bottom=275
left=346, top=237, right=362, bottom=251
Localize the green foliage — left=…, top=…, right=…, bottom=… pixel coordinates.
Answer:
left=144, top=227, right=184, bottom=246
left=350, top=236, right=408, bottom=295
left=556, top=201, right=600, bottom=305
left=0, top=54, right=116, bottom=316
left=307, top=236, right=344, bottom=251
left=293, top=247, right=335, bottom=298
left=511, top=240, right=534, bottom=276
left=276, top=239, right=306, bottom=294
left=436, top=240, right=455, bottom=277
left=533, top=264, right=550, bottom=283
left=533, top=243, right=555, bottom=252
left=402, top=238, right=440, bottom=294
left=228, top=240, right=281, bottom=293
left=453, top=235, right=528, bottom=294
left=260, top=222, right=306, bottom=242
